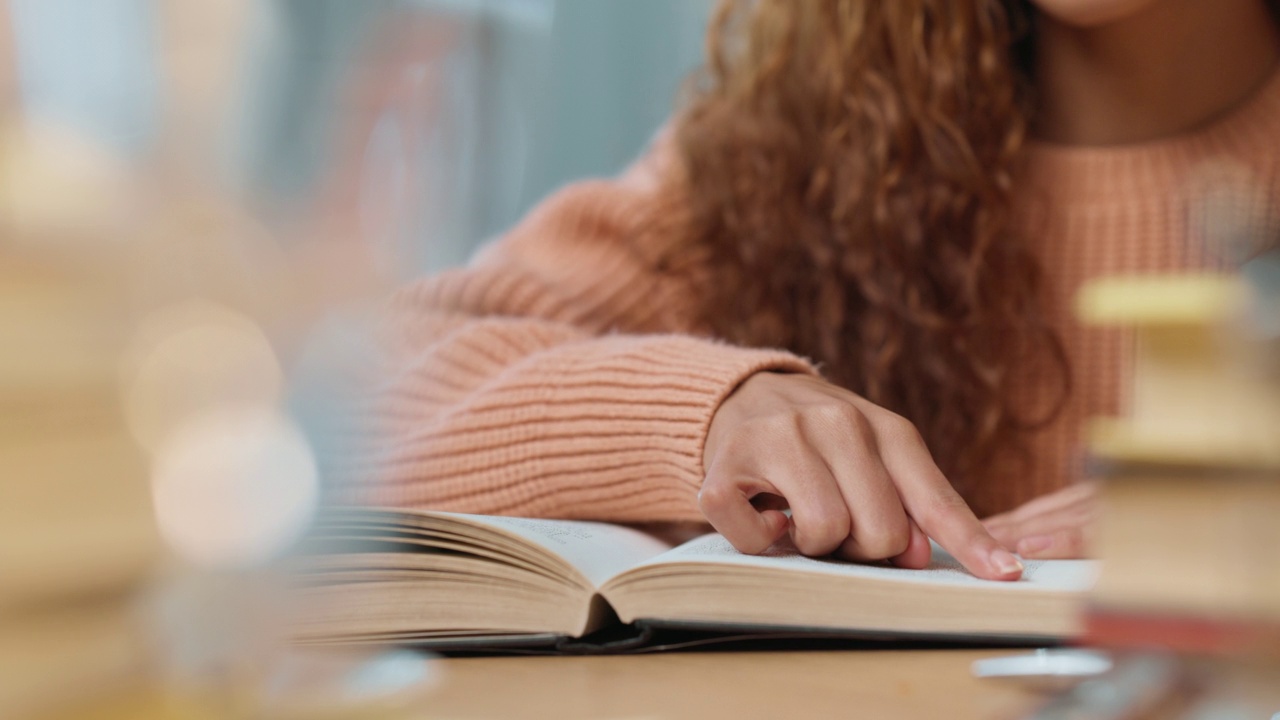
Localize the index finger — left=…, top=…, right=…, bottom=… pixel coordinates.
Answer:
left=868, top=415, right=1023, bottom=581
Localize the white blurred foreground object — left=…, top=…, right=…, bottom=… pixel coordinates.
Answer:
left=254, top=649, right=441, bottom=720
left=121, top=298, right=315, bottom=568
left=0, top=114, right=393, bottom=720
left=150, top=406, right=317, bottom=568
left=972, top=649, right=1113, bottom=691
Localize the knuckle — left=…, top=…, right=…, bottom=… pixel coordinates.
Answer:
left=809, top=402, right=874, bottom=444
left=829, top=401, right=864, bottom=425
left=877, top=412, right=923, bottom=446
left=794, top=512, right=848, bottom=555
left=697, top=479, right=735, bottom=512
left=859, top=518, right=912, bottom=559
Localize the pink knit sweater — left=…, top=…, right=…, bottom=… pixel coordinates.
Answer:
left=364, top=68, right=1280, bottom=521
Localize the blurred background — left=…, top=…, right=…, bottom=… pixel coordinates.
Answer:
left=0, top=2, right=712, bottom=718
left=8, top=0, right=711, bottom=272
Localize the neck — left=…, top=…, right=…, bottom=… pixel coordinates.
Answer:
left=1033, top=0, right=1280, bottom=146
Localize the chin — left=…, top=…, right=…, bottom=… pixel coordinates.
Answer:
left=1028, top=0, right=1163, bottom=27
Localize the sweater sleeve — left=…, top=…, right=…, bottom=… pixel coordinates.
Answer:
left=359, top=133, right=817, bottom=523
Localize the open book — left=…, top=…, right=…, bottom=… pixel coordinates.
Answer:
left=294, top=508, right=1099, bottom=652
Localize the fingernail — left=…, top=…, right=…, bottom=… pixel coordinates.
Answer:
left=990, top=548, right=1024, bottom=575
left=1017, top=534, right=1054, bottom=555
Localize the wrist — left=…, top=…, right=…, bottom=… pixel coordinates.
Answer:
left=704, top=370, right=790, bottom=473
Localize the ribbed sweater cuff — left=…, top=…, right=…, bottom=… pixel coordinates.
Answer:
left=531, top=335, right=819, bottom=521
left=374, top=334, right=816, bottom=524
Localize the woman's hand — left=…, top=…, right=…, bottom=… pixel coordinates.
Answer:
left=982, top=482, right=1099, bottom=560
left=700, top=372, right=1024, bottom=581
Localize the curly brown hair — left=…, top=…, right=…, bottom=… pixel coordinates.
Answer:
left=660, top=0, right=1067, bottom=510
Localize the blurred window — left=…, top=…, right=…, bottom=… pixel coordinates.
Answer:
left=5, top=0, right=711, bottom=274
left=8, top=0, right=159, bottom=154
left=235, top=0, right=712, bottom=274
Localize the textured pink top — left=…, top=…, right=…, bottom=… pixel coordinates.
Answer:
left=364, top=68, right=1280, bottom=521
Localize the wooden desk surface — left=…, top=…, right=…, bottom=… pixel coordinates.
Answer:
left=417, top=649, right=1042, bottom=719
left=50, top=649, right=1046, bottom=720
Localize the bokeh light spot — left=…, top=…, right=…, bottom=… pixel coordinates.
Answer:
left=122, top=300, right=282, bottom=454
left=150, top=407, right=318, bottom=567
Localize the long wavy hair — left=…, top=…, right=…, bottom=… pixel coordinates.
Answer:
left=660, top=0, right=1067, bottom=510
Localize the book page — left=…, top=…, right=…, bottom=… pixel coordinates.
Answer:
left=643, top=534, right=1098, bottom=592
left=441, top=513, right=674, bottom=587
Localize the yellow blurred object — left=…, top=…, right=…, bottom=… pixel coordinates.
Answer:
left=0, top=254, right=160, bottom=719
left=0, top=112, right=162, bottom=718
left=1079, top=273, right=1280, bottom=469
left=0, top=120, right=139, bottom=254
left=1093, top=474, right=1280, bottom=622
left=1075, top=274, right=1248, bottom=326
left=0, top=254, right=158, bottom=613
left=1078, top=270, right=1280, bottom=655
